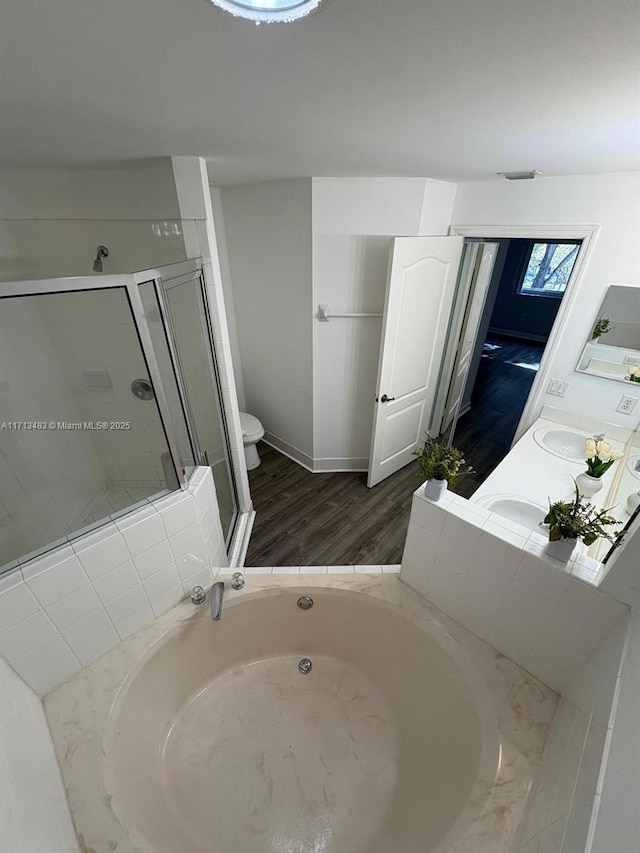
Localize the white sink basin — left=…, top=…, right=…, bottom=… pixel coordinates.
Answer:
left=627, top=455, right=640, bottom=481
left=533, top=427, right=588, bottom=461
left=476, top=494, right=547, bottom=534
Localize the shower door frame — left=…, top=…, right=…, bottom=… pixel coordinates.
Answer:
left=0, top=271, right=189, bottom=493
left=0, top=257, right=251, bottom=563
left=133, top=259, right=241, bottom=547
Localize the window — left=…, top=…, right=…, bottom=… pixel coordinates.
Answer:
left=517, top=241, right=581, bottom=297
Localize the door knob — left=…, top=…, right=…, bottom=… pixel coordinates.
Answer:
left=380, top=394, right=396, bottom=403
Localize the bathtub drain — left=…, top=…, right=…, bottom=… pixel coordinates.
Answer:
left=298, top=658, right=313, bottom=674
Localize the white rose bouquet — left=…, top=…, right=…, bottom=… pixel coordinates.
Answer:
left=625, top=365, right=640, bottom=383
left=585, top=435, right=624, bottom=478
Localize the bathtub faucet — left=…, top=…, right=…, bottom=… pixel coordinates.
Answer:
left=210, top=581, right=224, bottom=621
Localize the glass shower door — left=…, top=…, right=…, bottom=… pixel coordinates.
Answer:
left=153, top=266, right=238, bottom=545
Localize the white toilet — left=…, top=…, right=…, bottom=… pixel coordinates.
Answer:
left=239, top=412, right=265, bottom=470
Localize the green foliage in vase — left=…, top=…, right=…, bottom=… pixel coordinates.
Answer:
left=591, top=316, right=612, bottom=340
left=543, top=485, right=623, bottom=546
left=412, top=434, right=474, bottom=486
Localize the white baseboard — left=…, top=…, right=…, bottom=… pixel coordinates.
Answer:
left=262, top=433, right=314, bottom=472
left=262, top=434, right=369, bottom=474
left=313, top=457, right=369, bottom=472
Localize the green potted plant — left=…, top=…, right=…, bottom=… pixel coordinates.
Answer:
left=576, top=434, right=625, bottom=497
left=591, top=316, right=613, bottom=341
left=413, top=434, right=474, bottom=501
left=542, top=485, right=623, bottom=561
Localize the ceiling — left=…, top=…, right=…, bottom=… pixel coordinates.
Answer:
left=0, top=0, right=638, bottom=184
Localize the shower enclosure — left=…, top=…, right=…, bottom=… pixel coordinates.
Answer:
left=0, top=258, right=238, bottom=573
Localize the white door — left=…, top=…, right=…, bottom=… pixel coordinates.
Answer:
left=367, top=236, right=464, bottom=487
left=439, top=242, right=498, bottom=437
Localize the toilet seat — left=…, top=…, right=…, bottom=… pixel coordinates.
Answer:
left=239, top=412, right=264, bottom=444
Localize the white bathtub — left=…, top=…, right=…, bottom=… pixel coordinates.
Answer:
left=44, top=575, right=556, bottom=853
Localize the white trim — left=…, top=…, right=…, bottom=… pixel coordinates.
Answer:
left=228, top=507, right=256, bottom=568
left=313, top=457, right=369, bottom=472
left=449, top=224, right=600, bottom=441
left=262, top=433, right=314, bottom=471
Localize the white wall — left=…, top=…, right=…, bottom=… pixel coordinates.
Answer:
left=451, top=172, right=640, bottom=431
left=0, top=657, right=79, bottom=852
left=0, top=160, right=186, bottom=280
left=311, top=178, right=452, bottom=468
left=209, top=187, right=246, bottom=411
left=220, top=179, right=314, bottom=466
left=311, top=178, right=457, bottom=469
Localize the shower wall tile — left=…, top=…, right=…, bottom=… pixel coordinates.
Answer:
left=104, top=584, right=149, bottom=625
left=149, top=585, right=184, bottom=618
left=46, top=585, right=101, bottom=631
left=180, top=564, right=214, bottom=595
left=24, top=554, right=88, bottom=607
left=141, top=563, right=181, bottom=601
left=116, top=508, right=166, bottom=556
left=92, top=560, right=138, bottom=604
left=157, top=493, right=198, bottom=537
left=0, top=583, right=40, bottom=630
left=133, top=538, right=174, bottom=579
left=0, top=467, right=225, bottom=696
left=114, top=604, right=155, bottom=641
left=0, top=611, right=57, bottom=661
left=10, top=635, right=81, bottom=697
left=74, top=532, right=130, bottom=579
left=510, top=615, right=629, bottom=853
left=401, top=487, right=629, bottom=692
left=61, top=610, right=119, bottom=668
left=0, top=657, right=80, bottom=852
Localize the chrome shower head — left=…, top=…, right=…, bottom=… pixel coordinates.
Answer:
left=92, top=245, right=109, bottom=273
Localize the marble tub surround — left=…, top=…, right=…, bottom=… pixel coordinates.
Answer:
left=401, top=488, right=629, bottom=692
left=44, top=574, right=556, bottom=853
left=0, top=466, right=228, bottom=696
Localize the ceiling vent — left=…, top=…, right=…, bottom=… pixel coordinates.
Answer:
left=497, top=170, right=542, bottom=180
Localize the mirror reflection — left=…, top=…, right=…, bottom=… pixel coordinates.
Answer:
left=576, top=285, right=640, bottom=383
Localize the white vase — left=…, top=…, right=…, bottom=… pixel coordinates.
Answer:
left=627, top=490, right=640, bottom=514
left=575, top=472, right=603, bottom=498
left=424, top=478, right=447, bottom=501
left=545, top=537, right=578, bottom=562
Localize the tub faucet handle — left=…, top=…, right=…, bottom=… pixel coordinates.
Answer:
left=231, top=572, right=245, bottom=590
left=191, top=585, right=206, bottom=605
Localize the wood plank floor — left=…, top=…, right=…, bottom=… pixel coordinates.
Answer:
left=246, top=336, right=544, bottom=567
left=245, top=445, right=425, bottom=566
left=453, top=335, right=545, bottom=496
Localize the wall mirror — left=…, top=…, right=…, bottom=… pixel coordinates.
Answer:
left=576, top=285, right=640, bottom=383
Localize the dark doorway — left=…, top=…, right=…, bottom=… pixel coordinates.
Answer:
left=450, top=238, right=580, bottom=497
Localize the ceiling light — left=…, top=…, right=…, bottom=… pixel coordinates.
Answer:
left=497, top=170, right=542, bottom=180
left=208, top=0, right=322, bottom=23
